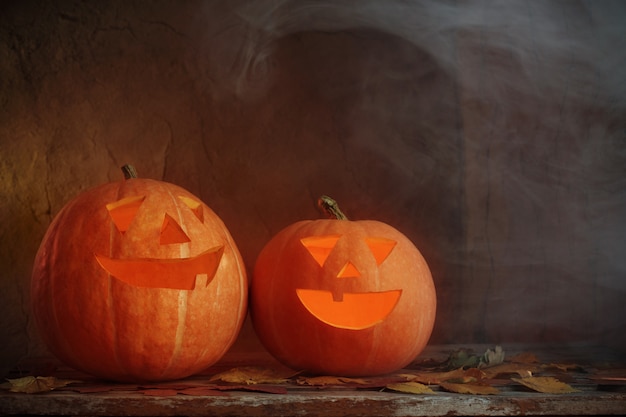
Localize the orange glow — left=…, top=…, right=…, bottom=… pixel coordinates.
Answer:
left=364, top=237, right=396, bottom=265
left=95, top=246, right=224, bottom=290
left=106, top=195, right=145, bottom=234
left=178, top=196, right=204, bottom=223
left=296, top=289, right=402, bottom=330
left=336, top=261, right=360, bottom=278
left=300, top=235, right=341, bottom=266
left=160, top=213, right=191, bottom=245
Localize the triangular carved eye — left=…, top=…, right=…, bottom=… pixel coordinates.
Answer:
left=301, top=235, right=341, bottom=267
left=160, top=214, right=191, bottom=245
left=364, top=237, right=397, bottom=265
left=106, top=196, right=145, bottom=234
left=178, top=196, right=204, bottom=223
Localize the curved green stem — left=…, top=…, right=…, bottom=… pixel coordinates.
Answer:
left=317, top=195, right=348, bottom=220
left=121, top=164, right=138, bottom=179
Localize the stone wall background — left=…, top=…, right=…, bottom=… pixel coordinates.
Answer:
left=1, top=0, right=624, bottom=375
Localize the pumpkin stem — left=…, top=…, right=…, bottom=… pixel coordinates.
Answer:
left=317, top=195, right=348, bottom=220
left=121, top=164, right=138, bottom=179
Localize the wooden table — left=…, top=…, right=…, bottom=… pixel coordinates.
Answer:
left=2, top=344, right=625, bottom=416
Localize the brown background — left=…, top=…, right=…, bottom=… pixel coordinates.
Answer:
left=1, top=0, right=625, bottom=376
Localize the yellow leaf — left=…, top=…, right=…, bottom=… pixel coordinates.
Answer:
left=386, top=381, right=436, bottom=394
left=439, top=381, right=500, bottom=395
left=512, top=376, right=579, bottom=394
left=482, top=363, right=538, bottom=379
left=209, top=366, right=295, bottom=385
left=403, top=368, right=468, bottom=385
left=296, top=376, right=370, bottom=386
left=4, top=376, right=81, bottom=394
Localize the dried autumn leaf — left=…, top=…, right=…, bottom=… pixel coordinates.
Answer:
left=479, top=345, right=505, bottom=368
left=462, top=367, right=487, bottom=381
left=443, top=368, right=486, bottom=384
left=402, top=368, right=463, bottom=385
left=404, top=368, right=482, bottom=385
left=4, top=376, right=81, bottom=394
left=482, top=363, right=538, bottom=379
left=512, top=376, right=579, bottom=394
left=444, top=349, right=481, bottom=369
left=296, top=376, right=370, bottom=386
left=386, top=381, right=436, bottom=395
left=444, top=376, right=479, bottom=384
left=439, top=381, right=500, bottom=395
left=209, top=366, right=294, bottom=385
left=443, top=346, right=505, bottom=370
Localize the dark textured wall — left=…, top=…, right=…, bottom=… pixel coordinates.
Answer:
left=1, top=0, right=625, bottom=376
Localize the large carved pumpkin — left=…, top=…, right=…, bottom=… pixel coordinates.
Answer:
left=251, top=196, right=436, bottom=376
left=31, top=166, right=247, bottom=382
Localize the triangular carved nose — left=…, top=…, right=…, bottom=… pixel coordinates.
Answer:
left=337, top=261, right=361, bottom=278
left=160, top=214, right=191, bottom=245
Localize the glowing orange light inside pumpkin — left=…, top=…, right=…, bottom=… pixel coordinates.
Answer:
left=297, top=235, right=402, bottom=329
left=95, top=246, right=224, bottom=290
left=296, top=289, right=402, bottom=330
left=106, top=195, right=145, bottom=234
left=336, top=261, right=360, bottom=278
left=178, top=196, right=204, bottom=223
left=364, top=237, right=396, bottom=265
left=160, top=213, right=191, bottom=245
left=98, top=194, right=224, bottom=290
left=300, top=234, right=341, bottom=266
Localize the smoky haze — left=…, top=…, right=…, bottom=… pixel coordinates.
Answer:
left=229, top=1, right=625, bottom=107
left=2, top=0, right=625, bottom=376
left=212, top=0, right=626, bottom=345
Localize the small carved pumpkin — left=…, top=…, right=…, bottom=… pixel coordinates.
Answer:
left=251, top=196, right=436, bottom=376
left=31, top=166, right=247, bottom=382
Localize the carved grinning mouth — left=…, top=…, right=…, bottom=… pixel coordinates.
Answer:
left=95, top=246, right=224, bottom=290
left=296, top=289, right=402, bottom=330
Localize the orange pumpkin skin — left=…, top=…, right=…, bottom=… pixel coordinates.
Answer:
left=31, top=175, right=247, bottom=382
left=252, top=219, right=436, bottom=376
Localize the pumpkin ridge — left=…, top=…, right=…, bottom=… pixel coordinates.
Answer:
left=160, top=290, right=188, bottom=379
left=164, top=185, right=191, bottom=259
left=45, top=207, right=74, bottom=367
left=218, top=226, right=249, bottom=352
left=107, top=182, right=126, bottom=377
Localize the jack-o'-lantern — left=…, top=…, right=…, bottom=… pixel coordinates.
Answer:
left=31, top=165, right=247, bottom=382
left=251, top=196, right=436, bottom=376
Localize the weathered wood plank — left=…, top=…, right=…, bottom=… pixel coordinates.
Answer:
left=1, top=388, right=625, bottom=417
left=1, top=345, right=624, bottom=416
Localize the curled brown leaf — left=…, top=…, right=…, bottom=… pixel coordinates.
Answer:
left=3, top=376, right=82, bottom=394
left=482, top=363, right=538, bottom=379
left=386, top=381, right=436, bottom=395
left=439, top=381, right=500, bottom=395
left=209, top=366, right=296, bottom=385
left=512, top=376, right=579, bottom=394
left=296, top=376, right=370, bottom=386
